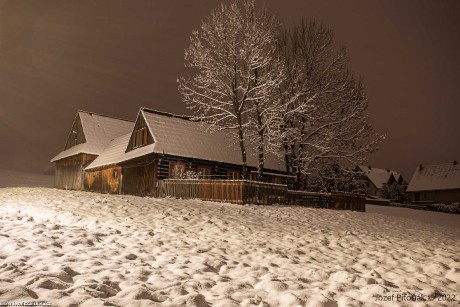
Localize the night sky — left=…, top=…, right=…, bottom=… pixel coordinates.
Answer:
left=0, top=0, right=459, bottom=180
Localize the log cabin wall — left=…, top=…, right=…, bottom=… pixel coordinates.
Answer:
left=157, top=155, right=240, bottom=180
left=85, top=166, right=122, bottom=194
left=120, top=154, right=158, bottom=196
left=54, top=153, right=97, bottom=190
left=157, top=154, right=288, bottom=182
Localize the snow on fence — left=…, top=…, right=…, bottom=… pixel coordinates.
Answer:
left=158, top=179, right=365, bottom=211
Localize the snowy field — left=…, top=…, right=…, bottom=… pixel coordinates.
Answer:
left=0, top=170, right=54, bottom=188
left=0, top=188, right=459, bottom=306
left=366, top=204, right=460, bottom=229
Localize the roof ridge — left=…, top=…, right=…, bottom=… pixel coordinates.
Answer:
left=78, top=109, right=134, bottom=122
left=419, top=162, right=459, bottom=168
left=366, top=167, right=397, bottom=173
left=141, top=107, right=192, bottom=121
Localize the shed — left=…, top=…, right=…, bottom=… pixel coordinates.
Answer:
left=50, top=111, right=134, bottom=190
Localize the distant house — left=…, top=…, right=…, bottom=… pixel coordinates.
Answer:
left=406, top=161, right=460, bottom=203
left=51, top=111, right=134, bottom=190
left=51, top=108, right=289, bottom=196
left=355, top=165, right=405, bottom=197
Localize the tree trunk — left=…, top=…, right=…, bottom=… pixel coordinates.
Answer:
left=236, top=114, right=247, bottom=179
left=255, top=105, right=265, bottom=181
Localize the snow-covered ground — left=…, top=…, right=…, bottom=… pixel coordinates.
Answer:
left=366, top=204, right=460, bottom=229
left=0, top=170, right=54, bottom=188
left=0, top=188, right=459, bottom=306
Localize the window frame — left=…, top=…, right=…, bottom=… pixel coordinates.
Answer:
left=169, top=162, right=186, bottom=179
left=249, top=173, right=258, bottom=181
left=132, top=127, right=148, bottom=149
left=197, top=166, right=213, bottom=179
left=227, top=170, right=240, bottom=180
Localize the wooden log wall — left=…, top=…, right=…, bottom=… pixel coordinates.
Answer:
left=85, top=166, right=122, bottom=194
left=157, top=155, right=239, bottom=180
left=120, top=155, right=157, bottom=196
left=54, top=154, right=97, bottom=190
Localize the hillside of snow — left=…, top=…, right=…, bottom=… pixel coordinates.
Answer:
left=0, top=170, right=54, bottom=188
left=0, top=188, right=459, bottom=306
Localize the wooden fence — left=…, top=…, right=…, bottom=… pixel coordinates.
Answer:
left=330, top=191, right=366, bottom=212
left=287, top=190, right=365, bottom=212
left=287, top=190, right=330, bottom=208
left=158, top=179, right=365, bottom=211
left=158, top=179, right=286, bottom=205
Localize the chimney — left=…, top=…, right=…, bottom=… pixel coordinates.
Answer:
left=368, top=165, right=372, bottom=170
left=454, top=160, right=458, bottom=165
left=386, top=169, right=390, bottom=172
left=419, top=164, right=423, bottom=171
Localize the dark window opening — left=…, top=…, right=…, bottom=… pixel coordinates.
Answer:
left=133, top=128, right=148, bottom=149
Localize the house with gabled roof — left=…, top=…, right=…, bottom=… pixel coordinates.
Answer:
left=52, top=108, right=289, bottom=196
left=355, top=165, right=405, bottom=197
left=407, top=161, right=460, bottom=203
left=50, top=110, right=134, bottom=190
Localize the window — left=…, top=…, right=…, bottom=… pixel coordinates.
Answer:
left=197, top=166, right=212, bottom=179
left=169, top=162, right=186, bottom=179
left=113, top=169, right=118, bottom=178
left=132, top=128, right=148, bottom=149
left=227, top=170, right=240, bottom=180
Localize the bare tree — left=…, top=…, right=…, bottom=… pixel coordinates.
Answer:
left=178, top=0, right=280, bottom=179
left=270, top=20, right=384, bottom=189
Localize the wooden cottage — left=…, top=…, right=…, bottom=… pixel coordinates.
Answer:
left=53, top=108, right=289, bottom=196
left=50, top=111, right=134, bottom=190
left=407, top=162, right=460, bottom=203
left=355, top=165, right=404, bottom=196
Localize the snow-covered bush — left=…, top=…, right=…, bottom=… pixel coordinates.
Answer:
left=432, top=203, right=460, bottom=214
left=380, top=182, right=408, bottom=203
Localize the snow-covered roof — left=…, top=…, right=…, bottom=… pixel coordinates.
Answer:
left=86, top=108, right=285, bottom=172
left=85, top=133, right=156, bottom=170
left=406, top=162, right=460, bottom=192
left=357, top=165, right=398, bottom=189
left=51, top=111, right=134, bottom=162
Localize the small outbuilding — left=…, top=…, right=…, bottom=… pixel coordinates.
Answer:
left=407, top=161, right=460, bottom=203
left=50, top=111, right=134, bottom=190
